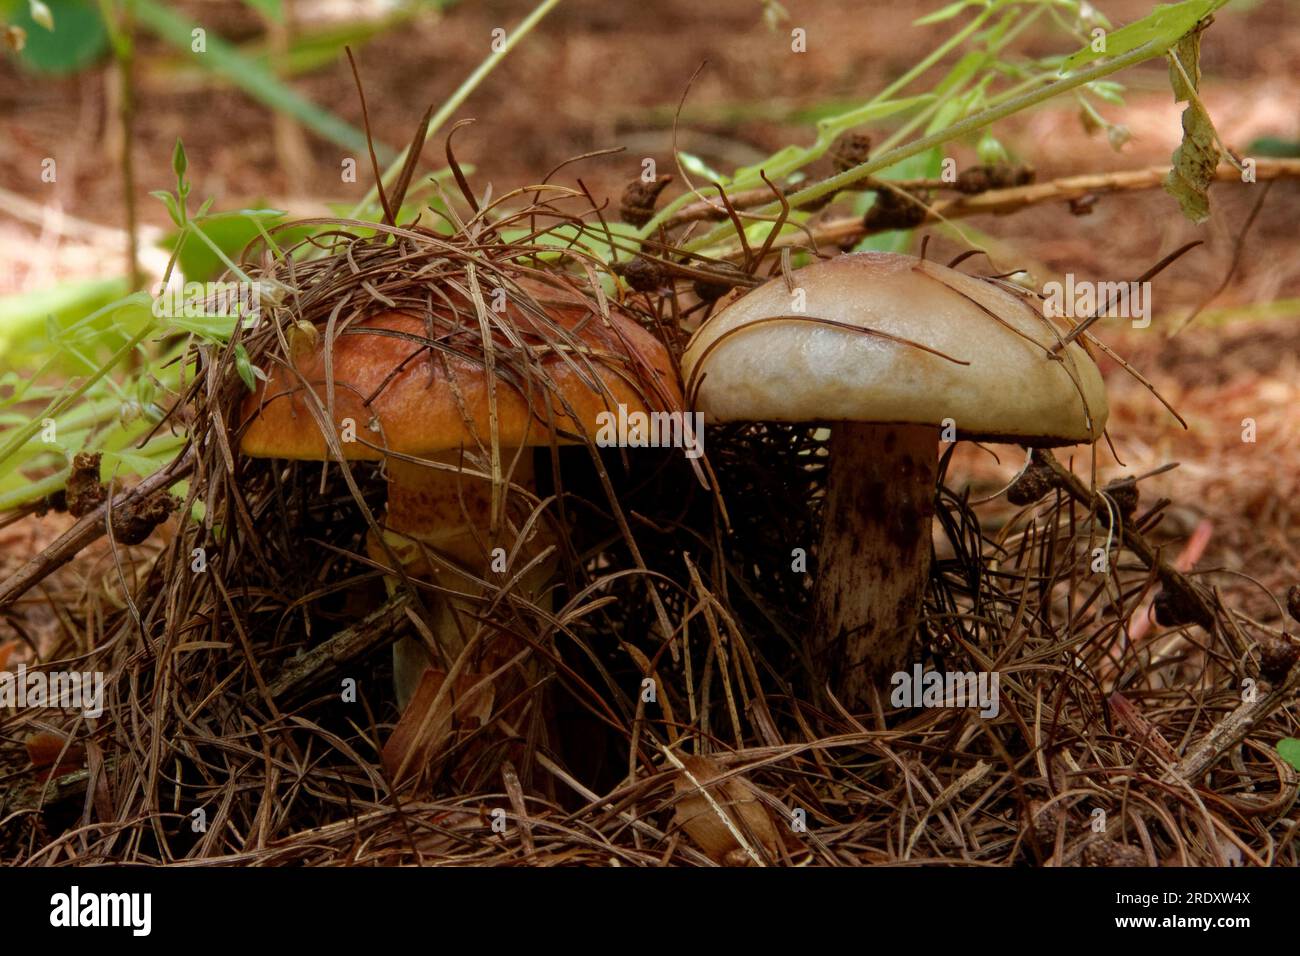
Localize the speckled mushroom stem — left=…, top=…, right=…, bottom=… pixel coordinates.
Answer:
left=813, top=422, right=938, bottom=710
left=368, top=452, right=555, bottom=710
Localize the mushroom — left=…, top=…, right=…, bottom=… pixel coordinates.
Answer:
left=681, top=251, right=1107, bottom=708
left=240, top=276, right=680, bottom=709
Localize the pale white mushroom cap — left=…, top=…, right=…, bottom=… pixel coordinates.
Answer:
left=681, top=252, right=1108, bottom=445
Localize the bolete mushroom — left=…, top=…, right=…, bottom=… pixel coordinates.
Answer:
left=681, top=251, right=1108, bottom=708
left=240, top=276, right=680, bottom=709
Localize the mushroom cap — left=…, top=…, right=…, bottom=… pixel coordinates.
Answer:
left=240, top=278, right=681, bottom=461
left=681, top=252, right=1108, bottom=445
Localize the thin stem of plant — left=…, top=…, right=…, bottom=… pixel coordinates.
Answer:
left=98, top=0, right=144, bottom=293
left=719, top=159, right=1300, bottom=261
left=683, top=33, right=1206, bottom=253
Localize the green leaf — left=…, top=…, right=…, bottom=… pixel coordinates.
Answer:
left=1161, top=26, right=1219, bottom=223
left=135, top=376, right=157, bottom=407
left=234, top=344, right=257, bottom=392
left=1059, top=0, right=1224, bottom=74
left=0, top=277, right=133, bottom=373
left=150, top=189, right=183, bottom=227
left=160, top=312, right=240, bottom=342
left=1086, top=79, right=1126, bottom=105
left=676, top=152, right=724, bottom=184
left=933, top=50, right=988, bottom=96
left=817, top=94, right=936, bottom=138
left=158, top=207, right=307, bottom=283
left=1278, top=739, right=1300, bottom=772
left=28, top=0, right=53, bottom=30
left=102, top=435, right=185, bottom=478
left=927, top=73, right=993, bottom=134
left=3, top=0, right=107, bottom=73
left=914, top=0, right=984, bottom=27
left=853, top=146, right=943, bottom=254
left=103, top=447, right=160, bottom=477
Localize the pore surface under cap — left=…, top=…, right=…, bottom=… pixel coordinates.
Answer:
left=681, top=252, right=1108, bottom=445
left=240, top=279, right=681, bottom=461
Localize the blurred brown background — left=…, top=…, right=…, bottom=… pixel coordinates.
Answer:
left=3, top=0, right=1298, bottom=298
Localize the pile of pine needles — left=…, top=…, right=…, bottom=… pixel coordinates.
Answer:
left=1, top=163, right=1297, bottom=867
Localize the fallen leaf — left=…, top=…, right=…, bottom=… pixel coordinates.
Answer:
left=25, top=731, right=86, bottom=782
left=671, top=754, right=783, bottom=865
left=1162, top=26, right=1220, bottom=223
left=381, top=665, right=494, bottom=785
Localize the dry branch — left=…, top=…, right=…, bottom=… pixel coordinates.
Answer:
left=755, top=158, right=1300, bottom=257
left=257, top=594, right=412, bottom=704
left=1037, top=450, right=1217, bottom=630
left=0, top=450, right=193, bottom=613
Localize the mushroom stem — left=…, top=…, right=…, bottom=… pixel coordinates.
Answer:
left=813, top=422, right=938, bottom=709
left=383, top=453, right=519, bottom=572
left=369, top=452, right=554, bottom=709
